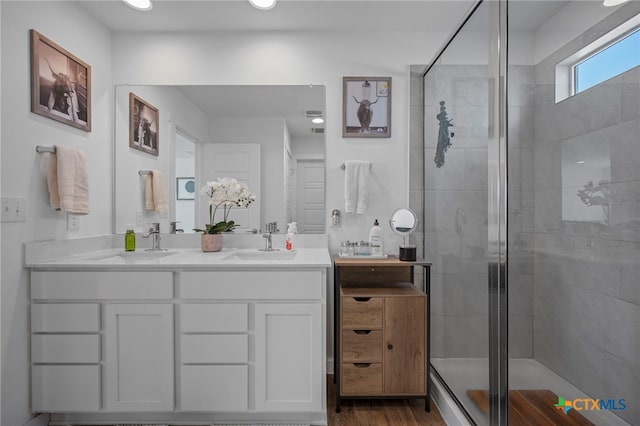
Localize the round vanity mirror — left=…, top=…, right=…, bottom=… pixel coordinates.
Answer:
left=389, top=208, right=418, bottom=261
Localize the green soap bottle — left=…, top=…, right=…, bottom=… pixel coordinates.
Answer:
left=125, top=225, right=136, bottom=252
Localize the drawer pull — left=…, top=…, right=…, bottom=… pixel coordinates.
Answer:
left=387, top=343, right=394, bottom=350
left=353, top=330, right=372, bottom=335
left=353, top=297, right=371, bottom=302
left=352, top=363, right=371, bottom=368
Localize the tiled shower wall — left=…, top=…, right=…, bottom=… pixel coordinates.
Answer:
left=531, top=5, right=640, bottom=424
left=411, top=63, right=535, bottom=360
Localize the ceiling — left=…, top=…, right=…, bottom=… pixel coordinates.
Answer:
left=79, top=0, right=570, bottom=137
left=177, top=85, right=325, bottom=137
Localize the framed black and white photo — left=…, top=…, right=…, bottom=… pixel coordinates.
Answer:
left=176, top=177, right=195, bottom=200
left=30, top=29, right=91, bottom=132
left=129, top=93, right=159, bottom=156
left=343, top=77, right=391, bottom=138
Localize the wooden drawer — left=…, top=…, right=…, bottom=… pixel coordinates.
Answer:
left=341, top=363, right=383, bottom=395
left=180, top=270, right=323, bottom=300
left=32, top=335, right=100, bottom=364
left=181, top=304, right=248, bottom=333
left=180, top=365, right=248, bottom=412
left=31, top=271, right=173, bottom=300
left=342, top=297, right=383, bottom=329
left=338, top=266, right=412, bottom=284
left=32, top=365, right=100, bottom=412
left=182, top=334, right=248, bottom=364
left=32, top=304, right=99, bottom=333
left=342, top=330, right=382, bottom=363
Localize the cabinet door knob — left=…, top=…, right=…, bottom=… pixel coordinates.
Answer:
left=387, top=343, right=393, bottom=350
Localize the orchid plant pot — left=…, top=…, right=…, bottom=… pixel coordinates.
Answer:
left=201, top=234, right=223, bottom=252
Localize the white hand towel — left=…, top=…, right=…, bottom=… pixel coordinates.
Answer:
left=151, top=169, right=168, bottom=214
left=344, top=160, right=370, bottom=214
left=47, top=145, right=89, bottom=215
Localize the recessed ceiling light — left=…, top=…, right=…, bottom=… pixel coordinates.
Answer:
left=123, top=0, right=153, bottom=11
left=603, top=0, right=628, bottom=6
left=312, top=117, right=325, bottom=124
left=249, top=0, right=276, bottom=10
left=576, top=161, right=586, bottom=164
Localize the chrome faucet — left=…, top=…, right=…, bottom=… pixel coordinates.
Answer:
left=142, top=222, right=166, bottom=251
left=170, top=221, right=184, bottom=234
left=261, top=232, right=274, bottom=251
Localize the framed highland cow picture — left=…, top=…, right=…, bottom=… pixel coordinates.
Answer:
left=343, top=76, right=391, bottom=138
left=129, top=93, right=159, bottom=156
left=30, top=29, right=92, bottom=132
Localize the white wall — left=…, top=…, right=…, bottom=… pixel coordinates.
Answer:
left=112, top=30, right=452, bottom=253
left=0, top=2, right=112, bottom=425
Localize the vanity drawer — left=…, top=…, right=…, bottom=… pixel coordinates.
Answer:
left=339, top=266, right=412, bottom=284
left=180, top=270, right=323, bottom=300
left=341, top=363, right=383, bottom=395
left=32, top=304, right=100, bottom=333
left=341, top=297, right=383, bottom=329
left=182, top=334, right=248, bottom=364
left=181, top=303, right=248, bottom=333
left=32, top=365, right=100, bottom=412
left=342, top=330, right=383, bottom=363
left=181, top=365, right=248, bottom=412
left=32, top=335, right=100, bottom=363
left=31, top=271, right=173, bottom=300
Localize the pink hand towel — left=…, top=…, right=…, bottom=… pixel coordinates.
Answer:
left=151, top=169, right=168, bottom=214
left=47, top=145, right=89, bottom=215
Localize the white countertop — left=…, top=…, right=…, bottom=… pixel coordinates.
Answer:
left=26, top=247, right=332, bottom=270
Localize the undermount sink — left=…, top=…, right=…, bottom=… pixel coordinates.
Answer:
left=224, top=250, right=298, bottom=261
left=116, top=250, right=178, bottom=260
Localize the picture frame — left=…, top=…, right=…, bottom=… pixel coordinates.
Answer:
left=129, top=93, right=159, bottom=156
left=343, top=77, right=391, bottom=138
left=30, top=29, right=91, bottom=132
left=176, top=177, right=196, bottom=200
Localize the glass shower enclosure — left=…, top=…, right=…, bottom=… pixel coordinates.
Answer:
left=419, top=1, right=640, bottom=425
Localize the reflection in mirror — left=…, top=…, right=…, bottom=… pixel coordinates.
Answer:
left=114, top=85, right=326, bottom=235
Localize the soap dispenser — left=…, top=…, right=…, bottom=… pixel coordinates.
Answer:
left=285, top=222, right=297, bottom=251
left=125, top=224, right=136, bottom=252
left=368, top=219, right=383, bottom=256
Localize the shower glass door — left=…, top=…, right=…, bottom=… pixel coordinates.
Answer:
left=424, top=2, right=494, bottom=424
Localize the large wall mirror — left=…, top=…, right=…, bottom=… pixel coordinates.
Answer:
left=114, top=85, right=326, bottom=235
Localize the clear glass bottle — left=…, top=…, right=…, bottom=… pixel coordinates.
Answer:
left=125, top=225, right=136, bottom=252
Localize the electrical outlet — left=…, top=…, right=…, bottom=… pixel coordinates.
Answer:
left=1, top=196, right=27, bottom=222
left=136, top=211, right=143, bottom=227
left=67, top=214, right=79, bottom=231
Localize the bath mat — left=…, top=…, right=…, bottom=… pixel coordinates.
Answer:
left=468, top=389, right=595, bottom=425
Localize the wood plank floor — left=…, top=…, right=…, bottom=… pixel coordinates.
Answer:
left=468, top=389, right=596, bottom=426
left=327, top=375, right=446, bottom=426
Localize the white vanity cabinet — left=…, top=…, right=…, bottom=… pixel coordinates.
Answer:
left=30, top=270, right=174, bottom=413
left=178, top=269, right=326, bottom=416
left=29, top=260, right=328, bottom=425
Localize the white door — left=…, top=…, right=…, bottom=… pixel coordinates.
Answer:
left=198, top=143, right=261, bottom=232
left=255, top=303, right=323, bottom=412
left=296, top=159, right=325, bottom=233
left=104, top=304, right=174, bottom=411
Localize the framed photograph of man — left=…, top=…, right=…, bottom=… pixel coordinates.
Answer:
left=30, top=29, right=91, bottom=132
left=343, top=77, right=391, bottom=138
left=129, top=93, right=159, bottom=156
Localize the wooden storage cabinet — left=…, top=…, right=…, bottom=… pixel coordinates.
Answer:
left=334, top=257, right=431, bottom=412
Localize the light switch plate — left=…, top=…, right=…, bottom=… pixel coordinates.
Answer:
left=1, top=196, right=27, bottom=222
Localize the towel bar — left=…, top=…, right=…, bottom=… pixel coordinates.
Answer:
left=138, top=170, right=152, bottom=175
left=35, top=145, right=55, bottom=153
left=340, top=162, right=372, bottom=170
